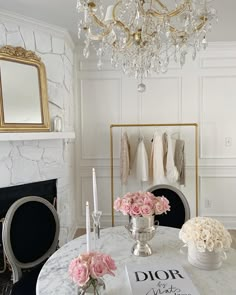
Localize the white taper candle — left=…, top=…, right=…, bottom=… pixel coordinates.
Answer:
left=92, top=168, right=98, bottom=213
left=86, top=201, right=91, bottom=252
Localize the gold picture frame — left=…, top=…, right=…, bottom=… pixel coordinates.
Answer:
left=0, top=45, right=50, bottom=132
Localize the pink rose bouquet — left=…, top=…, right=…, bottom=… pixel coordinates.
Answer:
left=114, top=191, right=170, bottom=217
left=69, top=252, right=116, bottom=294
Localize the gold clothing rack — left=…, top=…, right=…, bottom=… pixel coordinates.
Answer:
left=110, top=123, right=199, bottom=226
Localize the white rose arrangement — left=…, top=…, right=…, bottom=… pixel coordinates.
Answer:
left=179, top=217, right=232, bottom=253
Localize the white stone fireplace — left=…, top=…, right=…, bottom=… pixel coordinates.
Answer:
left=0, top=12, right=76, bottom=244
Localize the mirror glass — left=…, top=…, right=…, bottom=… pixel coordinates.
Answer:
left=0, top=45, right=50, bottom=132
left=0, top=60, right=42, bottom=124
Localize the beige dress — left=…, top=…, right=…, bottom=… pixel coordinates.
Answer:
left=174, top=139, right=185, bottom=185
left=120, top=132, right=130, bottom=185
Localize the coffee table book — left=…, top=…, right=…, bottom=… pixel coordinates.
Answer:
left=125, top=262, right=200, bottom=295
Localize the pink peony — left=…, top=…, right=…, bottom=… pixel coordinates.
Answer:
left=154, top=197, right=164, bottom=215
left=90, top=255, right=107, bottom=279
left=130, top=203, right=141, bottom=216
left=143, top=195, right=155, bottom=208
left=114, top=197, right=122, bottom=211
left=120, top=202, right=131, bottom=215
left=160, top=196, right=171, bottom=213
left=102, top=254, right=116, bottom=276
left=114, top=191, right=170, bottom=218
left=140, top=204, right=154, bottom=217
left=68, top=258, right=89, bottom=286
left=69, top=252, right=116, bottom=287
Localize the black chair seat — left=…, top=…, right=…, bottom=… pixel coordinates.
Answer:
left=11, top=264, right=43, bottom=295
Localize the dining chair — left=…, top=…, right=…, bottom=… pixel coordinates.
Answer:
left=2, top=196, right=59, bottom=295
left=147, top=184, right=190, bottom=228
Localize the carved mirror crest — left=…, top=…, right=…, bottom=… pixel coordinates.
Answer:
left=0, top=46, right=50, bottom=132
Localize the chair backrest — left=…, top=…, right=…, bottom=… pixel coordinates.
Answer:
left=147, top=184, right=190, bottom=228
left=2, top=196, right=59, bottom=282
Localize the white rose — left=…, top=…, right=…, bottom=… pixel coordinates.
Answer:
left=206, top=239, right=214, bottom=252
left=196, top=240, right=206, bottom=252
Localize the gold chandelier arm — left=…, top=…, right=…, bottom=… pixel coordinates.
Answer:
left=111, top=1, right=133, bottom=48
left=195, top=17, right=208, bottom=32
left=112, top=0, right=122, bottom=22
left=92, top=14, right=108, bottom=28
left=86, top=2, right=113, bottom=41
left=114, top=20, right=133, bottom=47
left=87, top=27, right=112, bottom=41
left=154, top=0, right=168, bottom=11
left=147, top=0, right=189, bottom=19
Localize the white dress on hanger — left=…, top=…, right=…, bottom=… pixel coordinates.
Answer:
left=150, top=131, right=165, bottom=185
left=134, top=138, right=149, bottom=182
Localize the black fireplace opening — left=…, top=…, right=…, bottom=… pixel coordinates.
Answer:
left=0, top=179, right=57, bottom=273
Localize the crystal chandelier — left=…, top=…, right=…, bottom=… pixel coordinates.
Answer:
left=77, top=0, right=217, bottom=92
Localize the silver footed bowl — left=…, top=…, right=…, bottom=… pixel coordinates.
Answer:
left=125, top=215, right=158, bottom=257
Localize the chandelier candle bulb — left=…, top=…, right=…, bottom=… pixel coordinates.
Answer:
left=92, top=168, right=98, bottom=213
left=104, top=5, right=114, bottom=23
left=86, top=201, right=91, bottom=252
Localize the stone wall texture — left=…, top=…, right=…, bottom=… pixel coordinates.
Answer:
left=0, top=16, right=76, bottom=245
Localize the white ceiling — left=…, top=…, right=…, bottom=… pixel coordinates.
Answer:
left=0, top=0, right=235, bottom=44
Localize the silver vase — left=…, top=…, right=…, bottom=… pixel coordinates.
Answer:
left=125, top=215, right=158, bottom=257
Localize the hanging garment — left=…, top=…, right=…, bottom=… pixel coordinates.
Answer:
left=162, top=132, right=168, bottom=175
left=174, top=139, right=185, bottom=185
left=150, top=132, right=165, bottom=184
left=134, top=138, right=149, bottom=182
left=120, top=132, right=130, bottom=185
left=166, top=132, right=179, bottom=183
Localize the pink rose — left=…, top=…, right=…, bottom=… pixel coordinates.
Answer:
left=144, top=196, right=155, bottom=208
left=114, top=197, right=122, bottom=211
left=102, top=254, right=116, bottom=276
left=140, top=204, right=154, bottom=217
left=135, top=197, right=144, bottom=206
left=68, top=258, right=89, bottom=286
left=122, top=196, right=132, bottom=204
left=161, top=196, right=170, bottom=213
left=154, top=197, right=164, bottom=214
left=130, top=203, right=141, bottom=216
left=120, top=202, right=131, bottom=215
left=90, top=255, right=107, bottom=279
left=146, top=192, right=156, bottom=199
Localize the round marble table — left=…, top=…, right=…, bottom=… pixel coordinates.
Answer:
left=37, top=226, right=236, bottom=295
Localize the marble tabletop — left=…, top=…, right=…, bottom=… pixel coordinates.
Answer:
left=37, top=226, right=236, bottom=295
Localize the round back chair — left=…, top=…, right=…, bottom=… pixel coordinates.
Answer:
left=2, top=196, right=59, bottom=294
left=147, top=184, right=190, bottom=228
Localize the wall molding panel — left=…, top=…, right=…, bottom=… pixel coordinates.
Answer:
left=199, top=175, right=236, bottom=227
left=199, top=75, right=236, bottom=160
left=76, top=43, right=236, bottom=230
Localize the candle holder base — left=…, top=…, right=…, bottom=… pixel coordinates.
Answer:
left=92, top=211, right=102, bottom=250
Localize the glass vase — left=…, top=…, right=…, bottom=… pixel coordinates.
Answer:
left=78, top=278, right=105, bottom=295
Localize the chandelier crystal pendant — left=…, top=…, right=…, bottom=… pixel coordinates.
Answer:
left=77, top=0, right=217, bottom=92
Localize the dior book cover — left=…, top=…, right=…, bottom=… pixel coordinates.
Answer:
left=125, top=262, right=200, bottom=295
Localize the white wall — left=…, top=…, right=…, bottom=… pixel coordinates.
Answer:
left=76, top=42, right=236, bottom=229
left=0, top=11, right=76, bottom=244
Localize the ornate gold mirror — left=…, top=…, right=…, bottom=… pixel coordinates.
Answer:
left=0, top=46, right=50, bottom=132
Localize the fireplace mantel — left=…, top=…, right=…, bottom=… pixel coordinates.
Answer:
left=0, top=131, right=75, bottom=141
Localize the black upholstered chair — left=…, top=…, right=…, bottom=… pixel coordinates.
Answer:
left=2, top=196, right=59, bottom=295
left=147, top=184, right=190, bottom=229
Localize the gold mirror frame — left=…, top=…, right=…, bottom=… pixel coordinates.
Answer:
left=0, top=46, right=50, bottom=132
